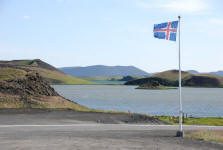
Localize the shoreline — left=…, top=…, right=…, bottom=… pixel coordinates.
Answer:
left=52, top=84, right=223, bottom=88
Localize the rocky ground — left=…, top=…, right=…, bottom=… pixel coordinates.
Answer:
left=0, top=72, right=58, bottom=96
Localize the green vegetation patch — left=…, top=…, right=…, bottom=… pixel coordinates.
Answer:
left=151, top=70, right=192, bottom=81
left=185, top=130, right=223, bottom=144
left=0, top=66, right=94, bottom=85
left=0, top=67, right=27, bottom=81
left=23, top=67, right=95, bottom=85
left=156, top=116, right=223, bottom=126
left=126, top=70, right=223, bottom=88
left=14, top=60, right=35, bottom=66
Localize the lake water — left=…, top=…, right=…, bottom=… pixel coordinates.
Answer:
left=52, top=85, right=223, bottom=117
left=91, top=81, right=126, bottom=84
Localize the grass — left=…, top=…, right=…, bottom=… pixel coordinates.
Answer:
left=12, top=60, right=36, bottom=66
left=0, top=66, right=95, bottom=85
left=156, top=116, right=223, bottom=126
left=0, top=93, right=91, bottom=111
left=185, top=130, right=223, bottom=144
left=0, top=59, right=95, bottom=85
left=151, top=70, right=223, bottom=87
left=198, top=74, right=223, bottom=85
left=0, top=67, right=27, bottom=81
left=151, top=70, right=192, bottom=81
left=27, top=67, right=95, bottom=85
left=0, top=93, right=128, bottom=113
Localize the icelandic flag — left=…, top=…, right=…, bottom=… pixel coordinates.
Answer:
left=153, top=21, right=178, bottom=41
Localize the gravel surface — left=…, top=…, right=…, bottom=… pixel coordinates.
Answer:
left=0, top=109, right=223, bottom=150
left=1, top=126, right=223, bottom=150
left=0, top=108, right=168, bottom=125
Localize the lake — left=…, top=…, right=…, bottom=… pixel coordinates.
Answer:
left=90, top=81, right=126, bottom=84
left=52, top=85, right=223, bottom=117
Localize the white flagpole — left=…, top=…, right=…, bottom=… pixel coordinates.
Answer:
left=177, top=15, right=183, bottom=137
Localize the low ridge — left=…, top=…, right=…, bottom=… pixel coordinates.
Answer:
left=0, top=59, right=92, bottom=85
left=125, top=70, right=223, bottom=88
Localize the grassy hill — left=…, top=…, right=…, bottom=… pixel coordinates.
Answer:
left=125, top=70, right=223, bottom=88
left=183, top=74, right=223, bottom=87
left=150, top=70, right=191, bottom=81
left=125, top=70, right=191, bottom=86
left=0, top=59, right=93, bottom=85
left=198, top=74, right=223, bottom=84
left=209, top=71, right=223, bottom=76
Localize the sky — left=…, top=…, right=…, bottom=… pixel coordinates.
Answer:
left=0, top=0, right=223, bottom=73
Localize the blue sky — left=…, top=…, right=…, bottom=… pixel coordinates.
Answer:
left=0, top=0, right=222, bottom=72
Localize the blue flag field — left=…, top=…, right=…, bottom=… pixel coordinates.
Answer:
left=153, top=21, right=178, bottom=41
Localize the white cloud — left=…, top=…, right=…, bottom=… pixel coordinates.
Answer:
left=162, top=0, right=208, bottom=12
left=23, top=16, right=31, bottom=19
left=137, top=0, right=209, bottom=13
left=209, top=18, right=223, bottom=25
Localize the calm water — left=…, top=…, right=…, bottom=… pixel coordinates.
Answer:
left=52, top=85, right=223, bottom=117
left=91, top=81, right=126, bottom=84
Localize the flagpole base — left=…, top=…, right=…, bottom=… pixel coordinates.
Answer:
left=176, top=131, right=184, bottom=137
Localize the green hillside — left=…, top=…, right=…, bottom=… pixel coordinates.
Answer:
left=151, top=70, right=191, bottom=81
left=183, top=74, right=223, bottom=87
left=125, top=70, right=223, bottom=88
left=198, top=74, right=223, bottom=85
left=0, top=59, right=93, bottom=85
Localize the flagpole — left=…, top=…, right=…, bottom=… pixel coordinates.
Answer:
left=177, top=15, right=183, bottom=137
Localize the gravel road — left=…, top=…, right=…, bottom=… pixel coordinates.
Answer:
left=0, top=109, right=223, bottom=150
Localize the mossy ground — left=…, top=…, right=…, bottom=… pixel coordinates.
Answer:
left=0, top=68, right=27, bottom=81
left=26, top=67, right=95, bottom=85
left=0, top=93, right=128, bottom=113
left=185, top=130, right=223, bottom=144
left=0, top=67, right=94, bottom=85
left=156, top=116, right=223, bottom=126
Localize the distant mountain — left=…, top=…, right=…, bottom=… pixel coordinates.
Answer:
left=209, top=71, right=223, bottom=76
left=186, top=70, right=199, bottom=74
left=59, top=65, right=150, bottom=77
left=186, top=70, right=223, bottom=76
